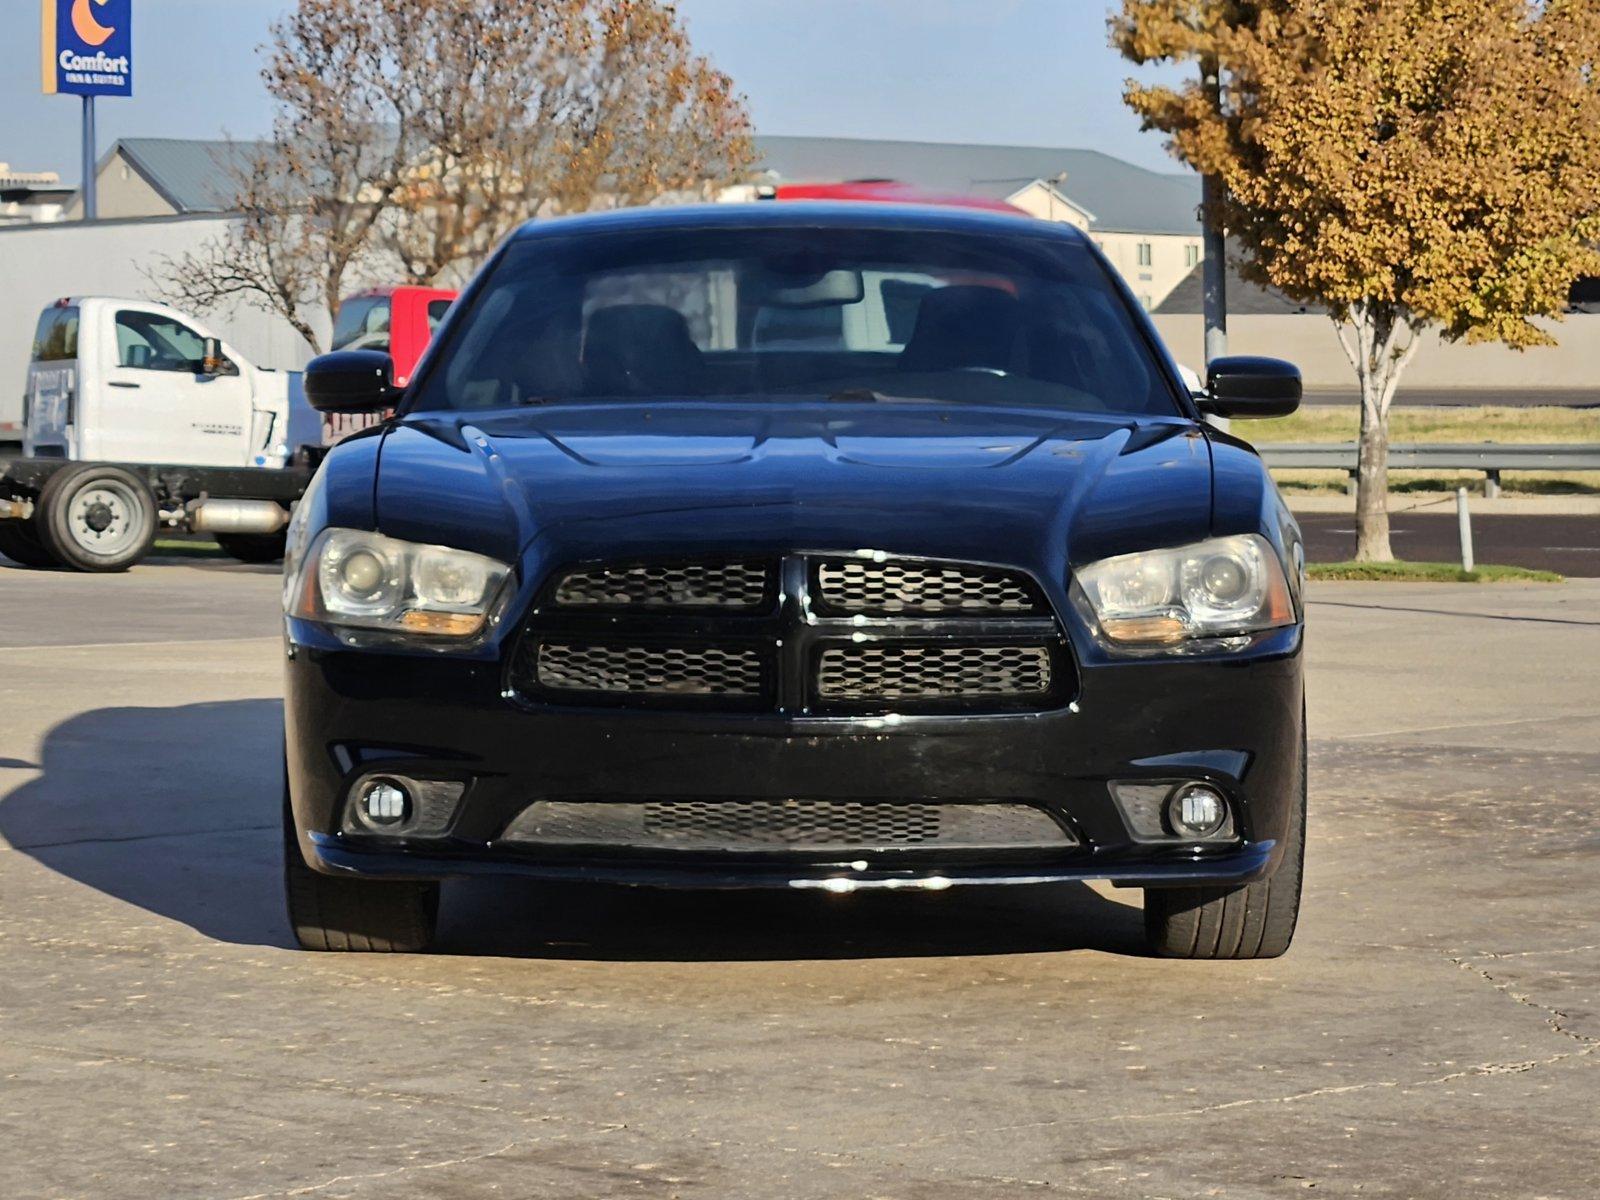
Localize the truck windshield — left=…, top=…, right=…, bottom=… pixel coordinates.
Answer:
left=408, top=226, right=1181, bottom=416
left=332, top=296, right=392, bottom=353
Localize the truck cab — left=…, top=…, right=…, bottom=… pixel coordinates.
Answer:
left=331, top=287, right=456, bottom=388
left=24, top=297, right=291, bottom=468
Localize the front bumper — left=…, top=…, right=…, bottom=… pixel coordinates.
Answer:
left=284, top=622, right=1304, bottom=891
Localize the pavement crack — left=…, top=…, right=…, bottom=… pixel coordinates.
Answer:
left=1328, top=709, right=1600, bottom=740
left=221, top=1140, right=529, bottom=1199
left=1472, top=943, right=1600, bottom=961
left=8, top=1038, right=598, bottom=1126
left=1447, top=952, right=1599, bottom=1047
left=6, top=824, right=276, bottom=851
left=862, top=1046, right=1598, bottom=1154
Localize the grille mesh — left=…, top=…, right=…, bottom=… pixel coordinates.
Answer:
left=518, top=556, right=1070, bottom=713
left=817, top=644, right=1051, bottom=700
left=501, top=799, right=1074, bottom=852
left=535, top=642, right=764, bottom=696
left=553, top=561, right=770, bottom=609
left=816, top=559, right=1039, bottom=614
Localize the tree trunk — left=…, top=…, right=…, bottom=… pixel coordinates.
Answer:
left=1335, top=304, right=1424, bottom=563
left=1354, top=379, right=1392, bottom=561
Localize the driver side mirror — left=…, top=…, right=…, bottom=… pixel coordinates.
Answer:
left=199, top=336, right=235, bottom=378
left=1197, top=356, right=1302, bottom=419
left=304, top=350, right=404, bottom=414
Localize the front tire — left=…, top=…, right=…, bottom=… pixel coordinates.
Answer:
left=1143, top=735, right=1306, bottom=960
left=283, top=788, right=440, bottom=953
left=36, top=464, right=158, bottom=572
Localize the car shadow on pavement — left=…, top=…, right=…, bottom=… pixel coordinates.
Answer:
left=0, top=700, right=294, bottom=949
left=437, top=877, right=1146, bottom=961
left=1, top=700, right=1146, bottom=960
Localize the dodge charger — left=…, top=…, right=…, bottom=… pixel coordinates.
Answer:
left=284, top=203, right=1307, bottom=958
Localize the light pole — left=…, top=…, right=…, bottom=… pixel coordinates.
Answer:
left=1201, top=56, right=1227, bottom=366
left=81, top=95, right=97, bottom=220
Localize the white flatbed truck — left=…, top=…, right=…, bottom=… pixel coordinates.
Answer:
left=0, top=297, right=323, bottom=572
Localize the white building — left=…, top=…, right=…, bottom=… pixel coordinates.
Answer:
left=0, top=163, right=73, bottom=226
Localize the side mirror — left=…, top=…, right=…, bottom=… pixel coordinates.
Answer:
left=304, top=350, right=403, bottom=414
left=199, top=337, right=231, bottom=378
left=1198, top=356, right=1302, bottom=418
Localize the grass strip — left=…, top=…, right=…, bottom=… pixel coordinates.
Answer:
left=150, top=537, right=228, bottom=559
left=1309, top=560, right=1563, bottom=583
left=1251, top=404, right=1600, bottom=444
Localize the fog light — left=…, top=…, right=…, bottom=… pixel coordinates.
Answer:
left=358, top=778, right=411, bottom=829
left=1166, top=783, right=1228, bottom=839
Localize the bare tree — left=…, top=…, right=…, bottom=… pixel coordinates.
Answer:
left=157, top=0, right=755, bottom=349
left=384, top=0, right=755, bottom=284
left=153, top=150, right=326, bottom=350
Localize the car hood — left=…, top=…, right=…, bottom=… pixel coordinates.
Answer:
left=374, top=401, right=1213, bottom=587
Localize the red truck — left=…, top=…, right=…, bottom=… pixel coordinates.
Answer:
left=325, top=286, right=457, bottom=441
left=758, top=179, right=1029, bottom=215
left=331, top=286, right=457, bottom=387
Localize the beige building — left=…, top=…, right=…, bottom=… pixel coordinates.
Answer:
left=63, top=138, right=254, bottom=221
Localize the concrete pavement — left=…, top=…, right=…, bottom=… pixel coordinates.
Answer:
left=0, top=561, right=1597, bottom=1198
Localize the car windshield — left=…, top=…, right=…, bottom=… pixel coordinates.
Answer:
left=409, top=225, right=1182, bottom=416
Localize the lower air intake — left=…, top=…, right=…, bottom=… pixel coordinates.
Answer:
left=816, top=644, right=1052, bottom=700
left=534, top=641, right=765, bottom=696
left=500, top=798, right=1075, bottom=853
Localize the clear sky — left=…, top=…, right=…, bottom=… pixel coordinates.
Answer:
left=1, top=0, right=1187, bottom=185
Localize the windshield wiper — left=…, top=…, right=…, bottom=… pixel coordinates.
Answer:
left=825, top=388, right=957, bottom=404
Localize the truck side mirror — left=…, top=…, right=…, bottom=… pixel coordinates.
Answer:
left=1196, top=356, right=1302, bottom=419
left=200, top=337, right=235, bottom=378
left=304, top=350, right=404, bottom=414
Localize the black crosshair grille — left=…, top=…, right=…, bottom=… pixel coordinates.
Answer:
left=510, top=555, right=1072, bottom=715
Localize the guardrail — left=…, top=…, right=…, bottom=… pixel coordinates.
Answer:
left=1257, top=442, right=1600, bottom=497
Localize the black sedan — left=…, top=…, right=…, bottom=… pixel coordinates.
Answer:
left=283, top=202, right=1307, bottom=958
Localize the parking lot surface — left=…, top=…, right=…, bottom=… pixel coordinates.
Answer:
left=1, top=559, right=1597, bottom=1198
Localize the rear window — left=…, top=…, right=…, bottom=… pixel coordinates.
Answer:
left=411, top=225, right=1181, bottom=417
left=31, top=307, right=79, bottom=362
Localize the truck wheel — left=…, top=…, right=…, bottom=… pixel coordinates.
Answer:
left=36, top=464, right=158, bottom=573
left=1143, top=733, right=1306, bottom=960
left=283, top=786, right=440, bottom=953
left=0, top=518, right=60, bottom=568
left=215, top=531, right=288, bottom=564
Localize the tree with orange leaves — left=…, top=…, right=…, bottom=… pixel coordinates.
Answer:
left=1117, top=0, right=1600, bottom=560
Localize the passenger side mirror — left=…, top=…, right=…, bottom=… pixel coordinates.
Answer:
left=304, top=350, right=404, bottom=414
left=1197, top=356, right=1302, bottom=419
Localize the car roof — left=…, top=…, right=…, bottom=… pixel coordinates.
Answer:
left=509, top=201, right=1087, bottom=244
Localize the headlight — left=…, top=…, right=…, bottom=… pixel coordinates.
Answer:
left=287, top=527, right=512, bottom=638
left=1075, top=534, right=1294, bottom=646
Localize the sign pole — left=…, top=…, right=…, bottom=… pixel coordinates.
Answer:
left=42, top=0, right=131, bottom=220
left=81, top=94, right=97, bottom=220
